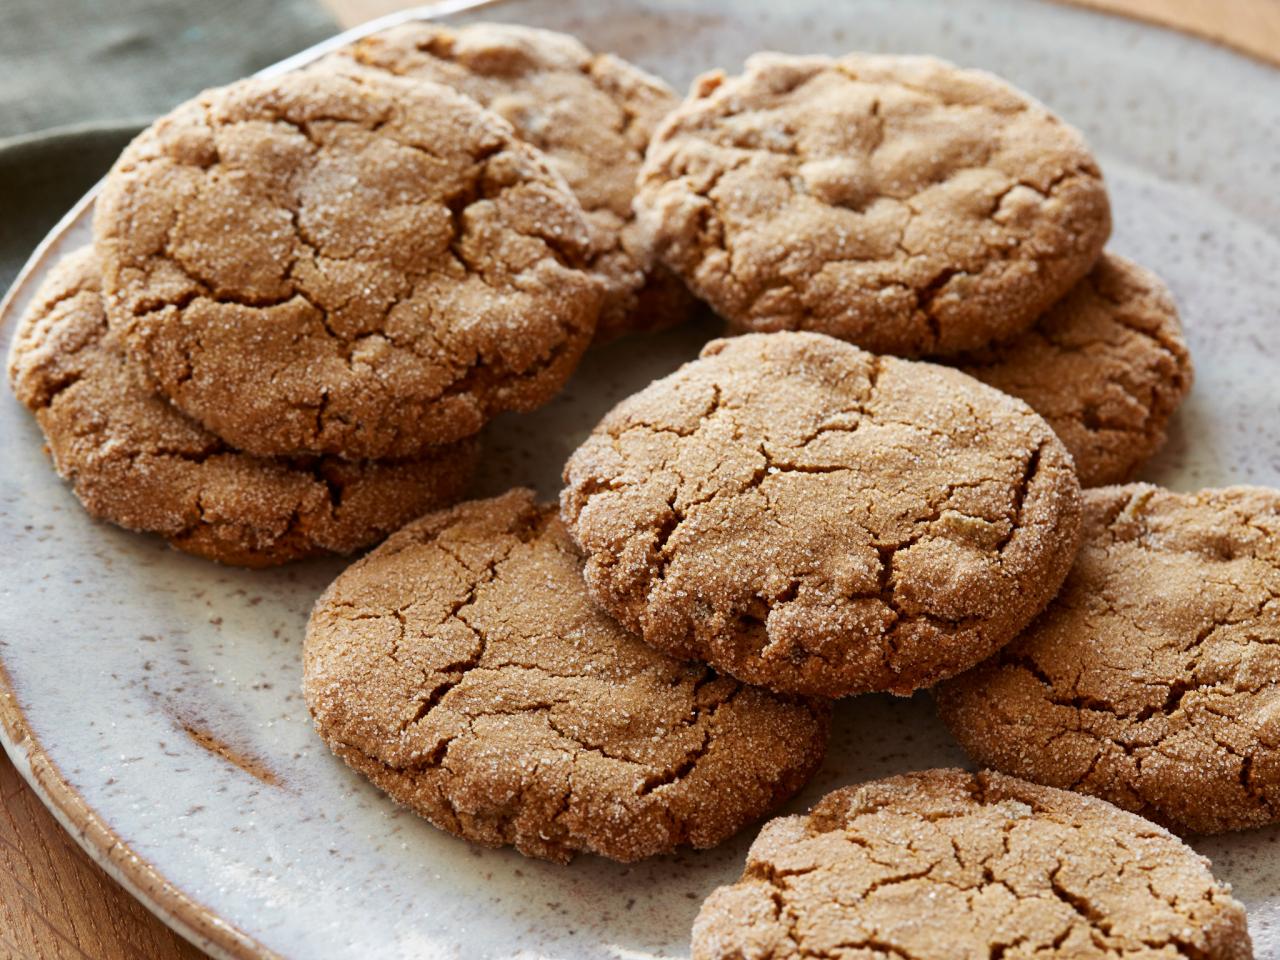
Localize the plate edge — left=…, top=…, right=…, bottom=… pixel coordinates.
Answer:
left=0, top=664, right=271, bottom=960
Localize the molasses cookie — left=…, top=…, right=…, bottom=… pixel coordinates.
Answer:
left=95, top=69, right=602, bottom=459
left=7, top=248, right=477, bottom=567
left=561, top=332, right=1082, bottom=698
left=326, top=21, right=694, bottom=341
left=954, top=253, right=1192, bottom=486
left=692, top=769, right=1251, bottom=960
left=637, top=52, right=1110, bottom=356
left=938, top=484, right=1280, bottom=834
left=304, top=489, right=829, bottom=863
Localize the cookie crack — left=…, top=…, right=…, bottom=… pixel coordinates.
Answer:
left=996, top=440, right=1044, bottom=554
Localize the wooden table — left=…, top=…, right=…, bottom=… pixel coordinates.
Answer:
left=1, top=1, right=1276, bottom=958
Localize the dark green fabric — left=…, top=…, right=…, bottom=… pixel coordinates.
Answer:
left=0, top=123, right=142, bottom=293
left=0, top=0, right=336, bottom=294
left=0, top=0, right=336, bottom=139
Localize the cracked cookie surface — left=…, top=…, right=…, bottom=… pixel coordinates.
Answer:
left=326, top=21, right=695, bottom=342
left=95, top=69, right=602, bottom=459
left=937, top=484, right=1280, bottom=834
left=952, top=253, right=1192, bottom=487
left=303, top=489, right=830, bottom=862
left=692, top=769, right=1251, bottom=960
left=637, top=52, right=1110, bottom=356
left=7, top=248, right=477, bottom=567
left=560, top=332, right=1082, bottom=698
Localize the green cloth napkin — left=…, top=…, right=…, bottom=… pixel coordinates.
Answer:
left=0, top=0, right=337, bottom=293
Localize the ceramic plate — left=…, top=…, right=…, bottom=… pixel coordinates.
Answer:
left=2, top=0, right=1278, bottom=956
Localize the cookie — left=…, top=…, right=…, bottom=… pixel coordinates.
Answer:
left=692, top=769, right=1251, bottom=960
left=326, top=21, right=695, bottom=341
left=953, top=253, right=1192, bottom=487
left=7, top=248, right=477, bottom=567
left=303, top=489, right=830, bottom=863
left=637, top=52, right=1111, bottom=356
left=95, top=69, right=602, bottom=459
left=560, top=331, right=1082, bottom=698
left=937, top=484, right=1280, bottom=834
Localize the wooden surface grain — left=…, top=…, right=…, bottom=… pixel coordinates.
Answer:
left=1061, top=0, right=1280, bottom=64
left=2, top=1, right=1276, bottom=958
left=0, top=753, right=205, bottom=960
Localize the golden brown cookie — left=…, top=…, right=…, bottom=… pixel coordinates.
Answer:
left=692, top=769, right=1252, bottom=960
left=325, top=21, right=695, bottom=342
left=637, top=52, right=1111, bottom=356
left=95, top=69, right=602, bottom=459
left=7, top=248, right=477, bottom=567
left=937, top=484, right=1280, bottom=835
left=953, top=253, right=1193, bottom=487
left=304, top=489, right=830, bottom=863
left=560, top=332, right=1082, bottom=698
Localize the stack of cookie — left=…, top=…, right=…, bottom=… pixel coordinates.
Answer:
left=8, top=247, right=479, bottom=567
left=7, top=24, right=708, bottom=566
left=6, top=19, right=1267, bottom=959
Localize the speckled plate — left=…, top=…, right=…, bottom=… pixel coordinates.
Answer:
left=2, top=0, right=1278, bottom=957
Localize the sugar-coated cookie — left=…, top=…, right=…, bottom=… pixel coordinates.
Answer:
left=304, top=489, right=830, bottom=862
left=955, top=253, right=1192, bottom=487
left=693, top=769, right=1251, bottom=960
left=96, top=69, right=602, bottom=459
left=638, top=52, right=1110, bottom=356
left=938, top=484, right=1280, bottom=834
left=561, top=332, right=1082, bottom=698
